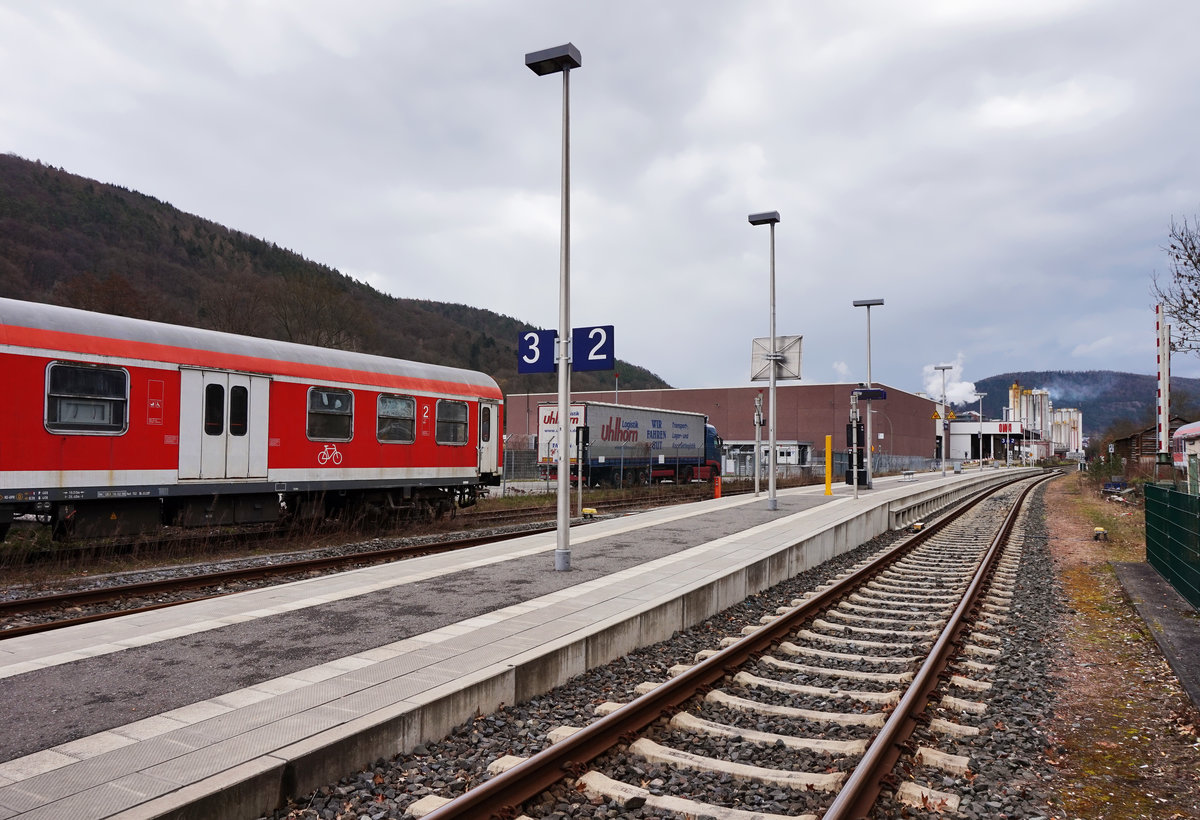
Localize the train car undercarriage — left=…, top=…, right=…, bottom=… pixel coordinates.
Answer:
left=0, top=483, right=486, bottom=542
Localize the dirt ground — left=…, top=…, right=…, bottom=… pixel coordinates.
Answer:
left=1041, top=473, right=1200, bottom=819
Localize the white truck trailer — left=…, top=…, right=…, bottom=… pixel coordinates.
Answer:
left=537, top=401, right=722, bottom=486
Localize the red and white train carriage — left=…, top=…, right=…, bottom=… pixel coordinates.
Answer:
left=0, top=297, right=503, bottom=540
left=1171, top=419, right=1200, bottom=478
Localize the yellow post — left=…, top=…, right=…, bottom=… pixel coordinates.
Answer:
left=824, top=434, right=833, bottom=495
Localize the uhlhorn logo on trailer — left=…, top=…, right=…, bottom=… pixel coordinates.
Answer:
left=600, top=417, right=638, bottom=443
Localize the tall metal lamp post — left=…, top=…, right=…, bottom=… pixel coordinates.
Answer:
left=526, top=43, right=581, bottom=571
left=935, top=364, right=952, bottom=478
left=977, top=392, right=987, bottom=470
left=748, top=211, right=781, bottom=510
left=852, top=298, right=883, bottom=487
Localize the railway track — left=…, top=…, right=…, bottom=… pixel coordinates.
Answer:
left=3, top=484, right=718, bottom=568
left=0, top=488, right=719, bottom=638
left=413, top=472, right=1053, bottom=819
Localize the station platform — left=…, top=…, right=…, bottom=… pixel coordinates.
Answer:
left=0, top=467, right=1034, bottom=820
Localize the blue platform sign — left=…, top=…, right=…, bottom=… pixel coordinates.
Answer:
left=517, top=329, right=557, bottom=374
left=518, top=325, right=615, bottom=373
left=572, top=325, right=615, bottom=371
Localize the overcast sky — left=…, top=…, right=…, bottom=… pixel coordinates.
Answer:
left=3, top=1, right=1198, bottom=402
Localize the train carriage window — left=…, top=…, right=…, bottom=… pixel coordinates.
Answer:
left=377, top=394, right=415, bottom=443
left=436, top=400, right=469, bottom=445
left=307, top=387, right=353, bottom=441
left=45, top=363, right=128, bottom=434
left=229, top=385, right=248, bottom=436
left=204, top=383, right=225, bottom=435
left=481, top=406, right=491, bottom=443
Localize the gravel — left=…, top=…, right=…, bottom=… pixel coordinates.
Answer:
left=261, top=481, right=1062, bottom=819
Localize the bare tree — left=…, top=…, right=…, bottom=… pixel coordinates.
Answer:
left=1153, top=215, right=1200, bottom=353
left=199, top=267, right=268, bottom=336
left=267, top=273, right=368, bottom=350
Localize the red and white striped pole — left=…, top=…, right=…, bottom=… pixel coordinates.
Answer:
left=1157, top=303, right=1171, bottom=455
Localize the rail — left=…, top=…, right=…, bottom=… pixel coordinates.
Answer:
left=421, top=471, right=1051, bottom=819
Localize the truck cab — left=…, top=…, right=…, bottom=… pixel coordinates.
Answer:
left=702, top=424, right=723, bottom=479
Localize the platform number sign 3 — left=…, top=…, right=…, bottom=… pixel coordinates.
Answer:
left=517, top=326, right=614, bottom=373
left=571, top=325, right=614, bottom=372
left=517, top=329, right=558, bottom=374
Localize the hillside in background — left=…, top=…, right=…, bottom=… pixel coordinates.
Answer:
left=0, top=153, right=669, bottom=398
left=954, top=371, right=1200, bottom=438
left=4, top=154, right=1192, bottom=439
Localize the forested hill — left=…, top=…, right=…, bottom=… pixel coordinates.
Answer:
left=960, top=370, right=1200, bottom=438
left=6, top=155, right=1194, bottom=436
left=0, top=153, right=669, bottom=396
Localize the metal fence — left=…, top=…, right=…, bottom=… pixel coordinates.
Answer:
left=1144, top=484, right=1200, bottom=610
left=502, top=447, right=541, bottom=481
left=827, top=452, right=944, bottom=476
left=503, top=444, right=948, bottom=488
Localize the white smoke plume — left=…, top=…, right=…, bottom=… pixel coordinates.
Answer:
left=922, top=355, right=979, bottom=405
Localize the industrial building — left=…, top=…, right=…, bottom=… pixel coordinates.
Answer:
left=509, top=379, right=1084, bottom=478
left=941, top=382, right=1084, bottom=465
left=505, top=383, right=939, bottom=477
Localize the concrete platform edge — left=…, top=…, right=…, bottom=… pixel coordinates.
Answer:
left=1113, top=561, right=1200, bottom=712
left=111, top=757, right=284, bottom=820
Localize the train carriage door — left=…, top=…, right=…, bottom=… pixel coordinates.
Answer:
left=179, top=370, right=270, bottom=480
left=478, top=400, right=500, bottom=477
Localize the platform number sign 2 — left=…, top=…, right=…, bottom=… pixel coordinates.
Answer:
left=571, top=325, right=614, bottom=372
left=517, top=326, right=614, bottom=374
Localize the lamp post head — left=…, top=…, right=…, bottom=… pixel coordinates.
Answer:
left=525, top=43, right=582, bottom=75
left=934, top=364, right=953, bottom=372
left=748, top=211, right=781, bottom=226
left=852, top=298, right=884, bottom=308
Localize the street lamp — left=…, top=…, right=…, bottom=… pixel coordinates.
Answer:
left=749, top=210, right=781, bottom=511
left=526, top=42, right=581, bottom=572
left=977, top=392, right=987, bottom=470
left=935, top=364, right=952, bottom=478
left=853, top=298, right=884, bottom=488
